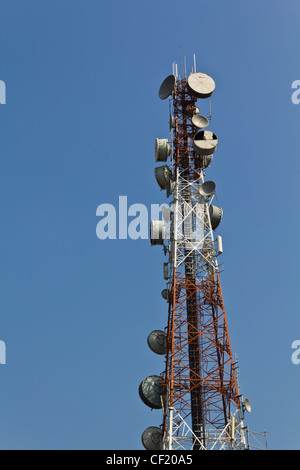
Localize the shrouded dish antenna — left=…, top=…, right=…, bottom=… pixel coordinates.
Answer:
left=209, top=205, right=223, bottom=230
left=159, top=75, right=176, bottom=100
left=187, top=72, right=216, bottom=99
left=155, top=165, right=173, bottom=190
left=244, top=398, right=252, bottom=413
left=199, top=180, right=216, bottom=197
left=141, top=427, right=163, bottom=450
left=155, top=138, right=170, bottom=162
left=169, top=114, right=175, bottom=130
left=147, top=330, right=167, bottom=355
left=193, top=130, right=218, bottom=156
left=161, top=289, right=169, bottom=300
left=192, top=114, right=210, bottom=129
left=166, top=180, right=174, bottom=198
left=138, top=375, right=163, bottom=409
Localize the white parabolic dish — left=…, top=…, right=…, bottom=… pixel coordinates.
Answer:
left=187, top=72, right=216, bottom=99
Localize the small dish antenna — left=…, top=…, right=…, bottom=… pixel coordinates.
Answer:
left=159, top=75, right=176, bottom=100
left=244, top=397, right=252, bottom=413
left=166, top=180, right=174, bottom=198
left=142, top=427, right=163, bottom=451
left=209, top=205, right=223, bottom=230
left=147, top=330, right=167, bottom=355
left=192, top=114, right=209, bottom=129
left=199, top=180, right=216, bottom=197
left=169, top=114, right=175, bottom=131
left=161, top=289, right=169, bottom=300
left=138, top=375, right=163, bottom=409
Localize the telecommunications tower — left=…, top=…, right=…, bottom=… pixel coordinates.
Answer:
left=138, top=59, right=267, bottom=450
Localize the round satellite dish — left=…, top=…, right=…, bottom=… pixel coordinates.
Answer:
left=199, top=181, right=216, bottom=197
left=169, top=114, right=175, bottom=131
left=244, top=398, right=252, bottom=413
left=155, top=138, right=170, bottom=162
left=155, top=165, right=172, bottom=190
left=159, top=75, right=176, bottom=100
left=150, top=220, right=166, bottom=246
left=161, top=289, right=169, bottom=300
left=139, top=375, right=163, bottom=409
left=187, top=72, right=216, bottom=99
left=193, top=130, right=218, bottom=156
left=141, top=427, right=163, bottom=450
left=209, top=205, right=223, bottom=231
left=192, top=114, right=209, bottom=129
left=147, top=330, right=167, bottom=355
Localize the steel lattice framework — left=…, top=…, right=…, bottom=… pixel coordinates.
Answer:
left=161, top=79, right=243, bottom=449
left=140, top=69, right=267, bottom=451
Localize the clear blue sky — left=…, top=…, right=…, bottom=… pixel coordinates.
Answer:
left=0, top=0, right=299, bottom=450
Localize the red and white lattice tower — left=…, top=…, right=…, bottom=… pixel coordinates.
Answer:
left=138, top=61, right=267, bottom=451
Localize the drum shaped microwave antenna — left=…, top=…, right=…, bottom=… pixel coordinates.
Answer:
left=155, top=165, right=173, bottom=190
left=155, top=138, right=170, bottom=162
left=159, top=75, right=176, bottom=100
left=187, top=72, right=216, bottom=99
left=193, top=130, right=218, bottom=156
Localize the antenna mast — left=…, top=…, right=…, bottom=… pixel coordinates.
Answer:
left=139, top=58, right=267, bottom=451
